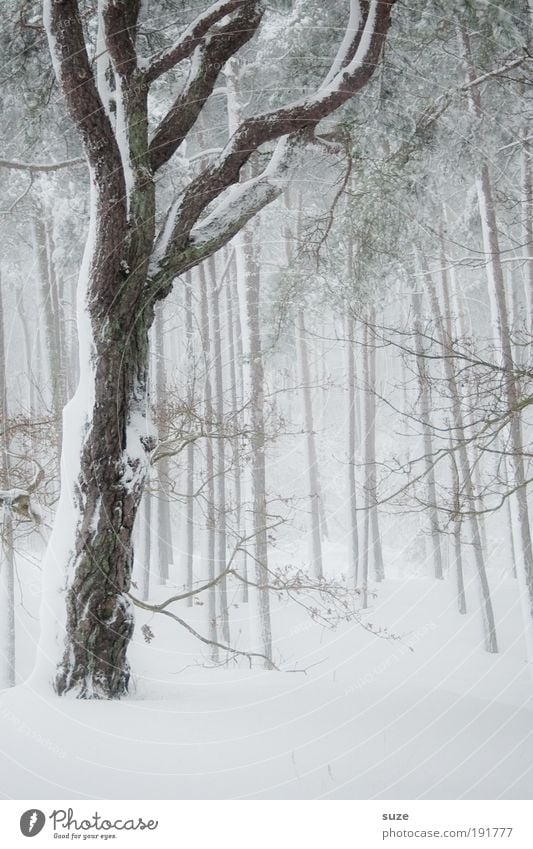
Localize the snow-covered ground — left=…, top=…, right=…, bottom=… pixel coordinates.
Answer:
left=1, top=576, right=532, bottom=799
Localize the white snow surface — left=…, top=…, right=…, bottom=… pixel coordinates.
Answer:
left=1, top=575, right=532, bottom=799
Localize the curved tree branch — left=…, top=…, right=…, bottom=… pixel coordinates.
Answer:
left=144, top=0, right=254, bottom=84
left=149, top=2, right=264, bottom=172
left=150, top=0, right=397, bottom=282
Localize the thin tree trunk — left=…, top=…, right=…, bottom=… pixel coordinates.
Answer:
left=477, top=165, right=533, bottom=646
left=16, top=290, right=36, bottom=419
left=361, top=324, right=372, bottom=608
left=225, top=257, right=247, bottom=601
left=364, top=311, right=385, bottom=582
left=141, top=477, right=152, bottom=602
left=346, top=315, right=360, bottom=587
left=459, top=21, right=528, bottom=650
left=154, top=305, right=172, bottom=584
left=207, top=255, right=230, bottom=645
left=185, top=274, right=195, bottom=606
left=521, top=129, right=533, bottom=342
left=426, top=262, right=498, bottom=652
left=450, top=454, right=467, bottom=615
left=45, top=211, right=67, bottom=404
left=297, top=309, right=324, bottom=579
left=444, top=246, right=490, bottom=557
left=241, top=224, right=273, bottom=667
left=0, top=281, right=15, bottom=688
left=411, top=273, right=444, bottom=580
left=199, top=263, right=219, bottom=661
left=33, top=215, right=63, bottom=427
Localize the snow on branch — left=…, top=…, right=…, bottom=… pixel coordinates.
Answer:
left=0, top=158, right=85, bottom=174
left=0, top=460, right=45, bottom=525
left=149, top=0, right=396, bottom=279
left=189, top=136, right=298, bottom=250
left=143, top=0, right=255, bottom=84
left=43, top=0, right=123, bottom=191
left=320, top=0, right=363, bottom=89
left=148, top=2, right=264, bottom=172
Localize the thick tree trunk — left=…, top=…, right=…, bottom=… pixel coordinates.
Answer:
left=52, top=305, right=153, bottom=696
left=35, top=132, right=157, bottom=698
left=37, top=0, right=397, bottom=697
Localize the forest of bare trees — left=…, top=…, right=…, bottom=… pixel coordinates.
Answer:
left=0, top=0, right=531, bottom=708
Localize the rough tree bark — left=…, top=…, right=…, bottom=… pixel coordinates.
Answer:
left=36, top=0, right=397, bottom=697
